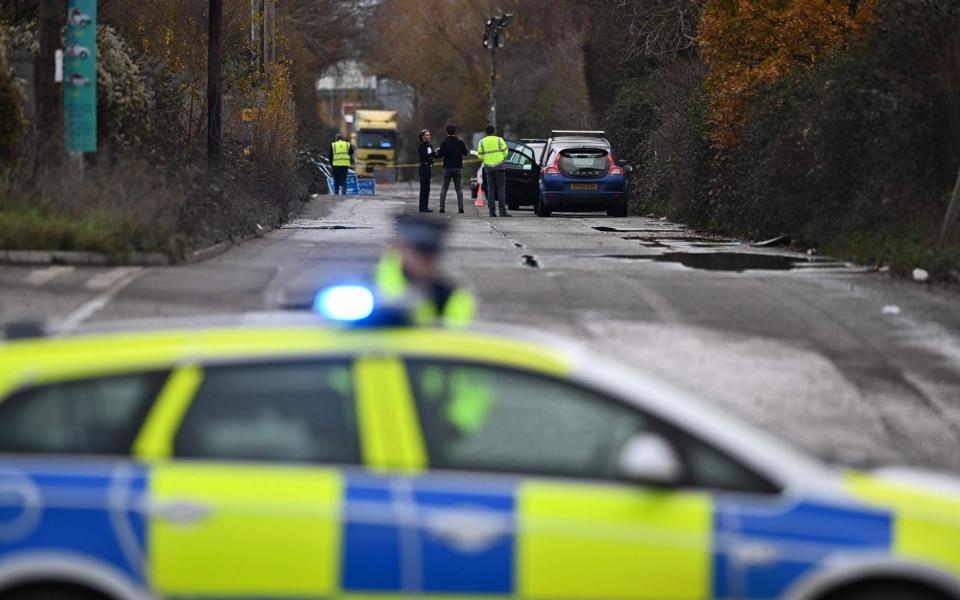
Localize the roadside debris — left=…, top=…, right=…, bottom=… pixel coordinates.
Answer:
left=753, top=235, right=791, bottom=247
left=882, top=305, right=901, bottom=315
left=912, top=268, right=930, bottom=283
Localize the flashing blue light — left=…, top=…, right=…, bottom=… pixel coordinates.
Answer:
left=314, top=285, right=375, bottom=321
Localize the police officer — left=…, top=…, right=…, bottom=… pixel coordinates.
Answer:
left=477, top=124, right=510, bottom=217
left=417, top=129, right=435, bottom=213
left=329, top=133, right=354, bottom=195
left=375, top=215, right=475, bottom=327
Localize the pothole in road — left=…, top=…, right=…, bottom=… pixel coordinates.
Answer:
left=622, top=236, right=739, bottom=246
left=521, top=255, right=541, bottom=268
left=594, top=226, right=684, bottom=233
left=655, top=252, right=827, bottom=271
left=597, top=252, right=849, bottom=272
left=281, top=224, right=371, bottom=230
left=622, top=238, right=669, bottom=248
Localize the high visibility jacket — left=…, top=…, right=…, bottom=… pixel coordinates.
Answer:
left=331, top=140, right=352, bottom=167
left=375, top=251, right=476, bottom=328
left=477, top=135, right=509, bottom=168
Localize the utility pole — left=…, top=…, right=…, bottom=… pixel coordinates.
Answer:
left=483, top=13, right=513, bottom=130
left=38, top=0, right=63, bottom=152
left=490, top=43, right=497, bottom=130
left=207, top=0, right=223, bottom=168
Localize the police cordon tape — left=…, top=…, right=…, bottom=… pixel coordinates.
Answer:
left=357, top=158, right=483, bottom=170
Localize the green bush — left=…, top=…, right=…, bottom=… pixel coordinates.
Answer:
left=603, top=58, right=712, bottom=220
left=702, top=0, right=959, bottom=258
left=97, top=25, right=154, bottom=148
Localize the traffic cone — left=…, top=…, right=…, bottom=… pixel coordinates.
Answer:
left=475, top=185, right=486, bottom=208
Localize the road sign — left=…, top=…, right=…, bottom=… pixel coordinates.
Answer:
left=64, top=0, right=96, bottom=153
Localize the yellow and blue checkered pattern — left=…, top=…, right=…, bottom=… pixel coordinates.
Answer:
left=0, top=327, right=959, bottom=599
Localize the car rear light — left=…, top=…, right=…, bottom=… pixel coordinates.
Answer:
left=607, top=154, right=624, bottom=176
left=543, top=154, right=562, bottom=175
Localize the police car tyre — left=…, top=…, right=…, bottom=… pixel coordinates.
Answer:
left=1, top=583, right=110, bottom=600
left=820, top=580, right=954, bottom=600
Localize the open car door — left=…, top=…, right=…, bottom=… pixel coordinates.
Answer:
left=503, top=140, right=542, bottom=210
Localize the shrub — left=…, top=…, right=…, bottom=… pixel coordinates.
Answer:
left=97, top=25, right=154, bottom=148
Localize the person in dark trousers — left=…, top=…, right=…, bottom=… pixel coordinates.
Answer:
left=436, top=124, right=469, bottom=213
left=328, top=133, right=354, bottom=195
left=476, top=124, right=510, bottom=217
left=417, top=129, right=435, bottom=212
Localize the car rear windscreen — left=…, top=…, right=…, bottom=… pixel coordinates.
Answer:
left=559, top=148, right=608, bottom=178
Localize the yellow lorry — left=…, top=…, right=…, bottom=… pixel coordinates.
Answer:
left=351, top=109, right=399, bottom=177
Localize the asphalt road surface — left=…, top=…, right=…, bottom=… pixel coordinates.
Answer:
left=2, top=186, right=959, bottom=472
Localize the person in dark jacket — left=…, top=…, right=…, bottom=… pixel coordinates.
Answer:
left=417, top=129, right=435, bottom=213
left=435, top=124, right=469, bottom=213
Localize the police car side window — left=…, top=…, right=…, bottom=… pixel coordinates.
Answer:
left=174, top=361, right=359, bottom=464
left=408, top=361, right=647, bottom=480
left=0, top=372, right=167, bottom=455
left=407, top=361, right=777, bottom=493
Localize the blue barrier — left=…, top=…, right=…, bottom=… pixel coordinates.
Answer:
left=326, top=174, right=375, bottom=196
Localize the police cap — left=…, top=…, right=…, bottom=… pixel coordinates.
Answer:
left=396, top=214, right=449, bottom=254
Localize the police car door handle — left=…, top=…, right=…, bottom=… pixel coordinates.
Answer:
left=424, top=509, right=510, bottom=553
left=148, top=499, right=214, bottom=524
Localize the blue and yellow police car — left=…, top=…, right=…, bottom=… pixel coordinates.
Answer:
left=0, top=287, right=958, bottom=600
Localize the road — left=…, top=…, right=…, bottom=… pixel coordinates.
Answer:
left=1, top=186, right=959, bottom=472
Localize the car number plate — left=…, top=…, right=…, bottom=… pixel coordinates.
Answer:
left=570, top=183, right=599, bottom=190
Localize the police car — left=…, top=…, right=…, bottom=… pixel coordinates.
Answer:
left=0, top=288, right=958, bottom=600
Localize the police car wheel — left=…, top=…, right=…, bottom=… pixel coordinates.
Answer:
left=821, top=580, right=953, bottom=600
left=2, top=584, right=110, bottom=600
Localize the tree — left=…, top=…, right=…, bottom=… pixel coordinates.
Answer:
left=363, top=0, right=591, bottom=137
left=699, top=0, right=877, bottom=147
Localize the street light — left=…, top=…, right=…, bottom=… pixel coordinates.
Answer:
left=483, top=13, right=513, bottom=130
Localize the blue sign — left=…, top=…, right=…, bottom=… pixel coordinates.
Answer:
left=64, top=0, right=96, bottom=153
left=325, top=174, right=376, bottom=196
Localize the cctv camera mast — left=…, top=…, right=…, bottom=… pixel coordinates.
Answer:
left=63, top=0, right=97, bottom=162
left=482, top=12, right=513, bottom=131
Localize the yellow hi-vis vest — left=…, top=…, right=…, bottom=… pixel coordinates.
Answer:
left=477, top=135, right=508, bottom=167
left=331, top=140, right=352, bottom=167
left=375, top=251, right=476, bottom=328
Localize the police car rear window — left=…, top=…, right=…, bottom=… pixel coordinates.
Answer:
left=0, top=371, right=167, bottom=456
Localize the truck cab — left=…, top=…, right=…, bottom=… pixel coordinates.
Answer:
left=351, top=110, right=399, bottom=178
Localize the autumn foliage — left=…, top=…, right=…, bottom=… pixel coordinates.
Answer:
left=699, top=0, right=877, bottom=147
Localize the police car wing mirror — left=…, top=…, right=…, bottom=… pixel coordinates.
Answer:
left=617, top=433, right=683, bottom=486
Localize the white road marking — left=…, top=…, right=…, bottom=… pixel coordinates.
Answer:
left=59, top=268, right=143, bottom=331
left=25, top=266, right=74, bottom=286
left=85, top=267, right=140, bottom=290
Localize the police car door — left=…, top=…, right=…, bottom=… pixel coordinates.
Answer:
left=396, top=358, right=731, bottom=600
left=139, top=359, right=400, bottom=598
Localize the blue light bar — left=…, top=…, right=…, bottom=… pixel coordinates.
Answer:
left=313, top=285, right=375, bottom=322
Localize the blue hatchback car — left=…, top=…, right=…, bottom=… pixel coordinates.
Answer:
left=537, top=131, right=630, bottom=217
